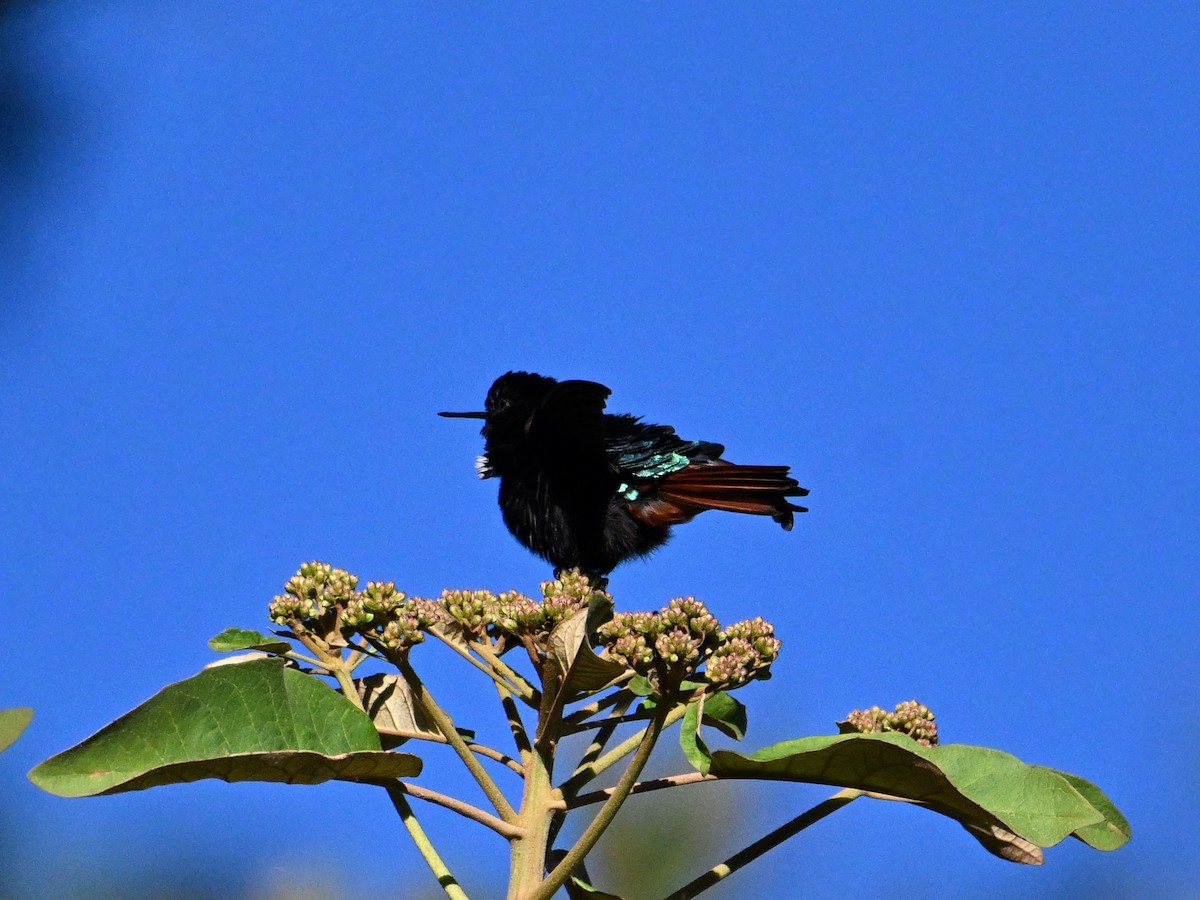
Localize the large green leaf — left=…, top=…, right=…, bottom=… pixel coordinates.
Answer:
left=29, top=658, right=420, bottom=797
left=708, top=733, right=1129, bottom=861
left=0, top=708, right=33, bottom=753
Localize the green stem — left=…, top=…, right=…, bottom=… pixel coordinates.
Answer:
left=663, top=789, right=863, bottom=900
left=506, top=747, right=557, bottom=900
left=529, top=699, right=672, bottom=900
left=560, top=685, right=635, bottom=727
left=498, top=684, right=533, bottom=756
left=398, top=657, right=518, bottom=824
left=332, top=666, right=363, bottom=711
left=432, top=630, right=533, bottom=699
left=543, top=693, right=636, bottom=869
left=282, top=650, right=327, bottom=668
left=382, top=783, right=470, bottom=900
left=561, top=701, right=689, bottom=796
left=393, top=781, right=524, bottom=840
left=564, top=771, right=715, bottom=808
left=474, top=640, right=541, bottom=704
left=561, top=711, right=652, bottom=735
left=569, top=695, right=634, bottom=777
left=377, top=727, right=525, bottom=776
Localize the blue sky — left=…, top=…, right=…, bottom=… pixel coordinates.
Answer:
left=2, top=4, right=1196, bottom=897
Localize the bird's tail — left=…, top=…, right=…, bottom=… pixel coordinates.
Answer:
left=636, top=462, right=809, bottom=530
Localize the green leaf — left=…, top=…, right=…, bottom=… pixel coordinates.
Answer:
left=208, top=627, right=292, bottom=655
left=680, top=700, right=713, bottom=774
left=1037, top=767, right=1132, bottom=851
left=627, top=675, right=655, bottom=697
left=0, top=708, right=33, bottom=753
left=701, top=692, right=747, bottom=741
left=708, top=733, right=1129, bottom=861
left=29, top=658, right=421, bottom=797
left=678, top=693, right=747, bottom=775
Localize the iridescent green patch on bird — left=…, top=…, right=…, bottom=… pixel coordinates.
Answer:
left=606, top=418, right=724, bottom=488
left=628, top=450, right=693, bottom=479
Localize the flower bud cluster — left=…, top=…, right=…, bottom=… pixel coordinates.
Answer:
left=891, top=701, right=938, bottom=746
left=493, top=590, right=540, bottom=634
left=706, top=617, right=782, bottom=689
left=270, top=565, right=618, bottom=663
left=596, top=598, right=778, bottom=692
left=485, top=570, right=612, bottom=639
left=377, top=604, right=435, bottom=650
left=655, top=597, right=721, bottom=671
left=268, top=562, right=434, bottom=655
left=442, top=589, right=499, bottom=636
left=597, top=611, right=661, bottom=673
left=840, top=700, right=939, bottom=747
left=343, top=581, right=407, bottom=628
left=269, top=561, right=360, bottom=624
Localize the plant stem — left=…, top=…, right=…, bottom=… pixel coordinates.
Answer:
left=662, top=788, right=864, bottom=900
left=398, top=657, right=518, bottom=824
left=561, top=711, right=653, bottom=735
left=391, top=781, right=525, bottom=839
left=559, top=694, right=635, bottom=809
left=474, top=640, right=541, bottom=704
left=382, top=782, right=470, bottom=900
left=564, top=771, right=716, bottom=808
left=432, top=630, right=533, bottom=699
left=506, top=746, right=557, bottom=900
left=560, top=686, right=635, bottom=727
left=332, top=666, right=364, bottom=711
left=378, top=727, right=525, bottom=776
left=529, top=699, right=672, bottom=900
left=282, top=650, right=327, bottom=668
left=498, top=685, right=533, bottom=756
left=560, top=701, right=689, bottom=796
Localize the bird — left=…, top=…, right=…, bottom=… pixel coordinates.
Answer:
left=440, top=371, right=808, bottom=581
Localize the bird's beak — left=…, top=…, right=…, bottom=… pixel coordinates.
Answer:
left=438, top=410, right=488, bottom=419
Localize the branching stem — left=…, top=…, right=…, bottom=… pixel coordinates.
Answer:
left=561, top=686, right=636, bottom=727
left=397, top=657, right=518, bottom=824
left=498, top=685, right=533, bottom=757
left=392, top=781, right=525, bottom=840
left=529, top=697, right=673, bottom=900
left=382, top=783, right=470, bottom=900
left=561, top=701, right=690, bottom=795
left=474, top=640, right=541, bottom=704
left=663, top=788, right=864, bottom=900
left=430, top=629, right=535, bottom=700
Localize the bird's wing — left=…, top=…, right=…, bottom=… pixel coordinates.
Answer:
left=526, top=379, right=613, bottom=465
left=605, top=416, right=725, bottom=491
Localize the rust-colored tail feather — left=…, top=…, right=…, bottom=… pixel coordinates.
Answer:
left=630, top=462, right=809, bottom=529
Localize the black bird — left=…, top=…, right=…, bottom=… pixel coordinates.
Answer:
left=440, top=371, right=808, bottom=580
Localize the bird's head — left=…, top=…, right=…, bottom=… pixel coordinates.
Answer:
left=439, top=371, right=560, bottom=474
